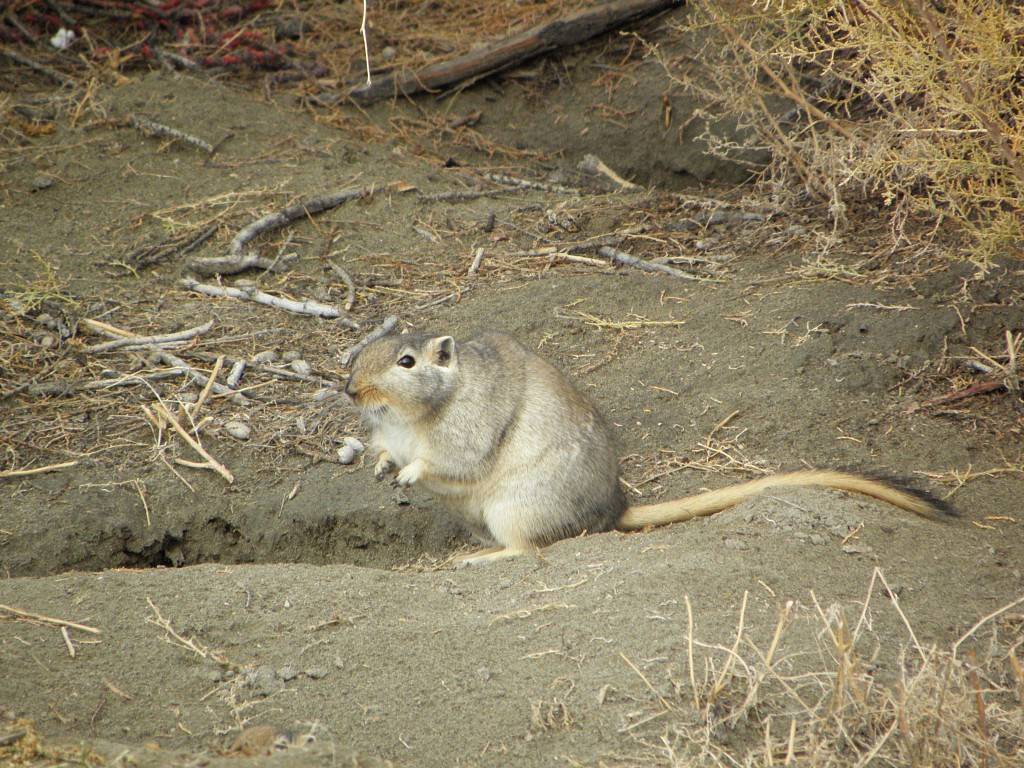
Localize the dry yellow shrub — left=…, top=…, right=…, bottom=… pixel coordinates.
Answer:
left=669, top=0, right=1024, bottom=264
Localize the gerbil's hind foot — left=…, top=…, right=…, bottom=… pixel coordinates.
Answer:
left=451, top=547, right=529, bottom=568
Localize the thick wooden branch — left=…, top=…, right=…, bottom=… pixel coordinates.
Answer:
left=349, top=0, right=685, bottom=104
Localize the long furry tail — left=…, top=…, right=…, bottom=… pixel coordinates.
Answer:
left=618, top=469, right=951, bottom=530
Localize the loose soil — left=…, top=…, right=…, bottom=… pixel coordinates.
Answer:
left=2, top=9, right=1023, bottom=767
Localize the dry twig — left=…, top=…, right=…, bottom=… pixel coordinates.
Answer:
left=341, top=316, right=399, bottom=367
left=0, top=461, right=78, bottom=478
left=131, top=117, right=214, bottom=153
left=0, top=603, right=101, bottom=634
left=578, top=154, right=642, bottom=191
left=178, top=278, right=357, bottom=327
left=229, top=182, right=408, bottom=256
left=145, top=597, right=232, bottom=666
left=84, top=320, right=214, bottom=353
left=146, top=401, right=235, bottom=483
left=187, top=252, right=297, bottom=277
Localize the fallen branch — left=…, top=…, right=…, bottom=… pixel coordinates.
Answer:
left=131, top=117, right=214, bottom=153
left=121, top=222, right=219, bottom=269
left=77, top=317, right=135, bottom=340
left=154, top=46, right=199, bottom=71
left=230, top=182, right=407, bottom=256
left=23, top=369, right=208, bottom=398
left=85, top=320, right=214, bottom=353
left=327, top=259, right=357, bottom=311
left=341, top=316, right=399, bottom=367
left=0, top=48, right=77, bottom=87
left=556, top=253, right=608, bottom=267
left=178, top=278, right=358, bottom=327
left=484, top=173, right=578, bottom=195
left=597, top=245, right=722, bottom=281
left=904, top=378, right=1018, bottom=413
left=148, top=349, right=248, bottom=405
left=183, top=350, right=333, bottom=385
left=417, top=189, right=506, bottom=203
left=348, top=0, right=685, bottom=104
left=187, top=252, right=297, bottom=277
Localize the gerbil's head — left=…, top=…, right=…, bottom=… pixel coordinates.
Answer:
left=345, top=333, right=459, bottom=419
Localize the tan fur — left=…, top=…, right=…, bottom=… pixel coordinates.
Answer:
left=346, top=331, right=946, bottom=565
left=620, top=469, right=942, bottom=529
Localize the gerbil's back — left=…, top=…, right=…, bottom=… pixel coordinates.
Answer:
left=460, top=332, right=596, bottom=431
left=467, top=332, right=626, bottom=542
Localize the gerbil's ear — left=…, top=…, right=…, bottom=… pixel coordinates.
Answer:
left=428, top=336, right=455, bottom=367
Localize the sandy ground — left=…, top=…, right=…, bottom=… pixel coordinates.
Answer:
left=2, top=13, right=1024, bottom=767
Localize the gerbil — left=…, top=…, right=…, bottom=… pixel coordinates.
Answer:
left=345, top=331, right=947, bottom=566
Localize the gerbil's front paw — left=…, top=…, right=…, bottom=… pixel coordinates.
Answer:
left=395, top=459, right=425, bottom=487
left=373, top=452, right=396, bottom=480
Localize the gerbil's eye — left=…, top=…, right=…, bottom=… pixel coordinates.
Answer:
left=397, top=354, right=416, bottom=369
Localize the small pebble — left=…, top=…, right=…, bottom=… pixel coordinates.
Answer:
left=281, top=350, right=302, bottom=363
left=381, top=46, right=397, bottom=61
left=289, top=359, right=312, bottom=375
left=337, top=445, right=356, bottom=465
left=246, top=666, right=281, bottom=696
left=224, top=421, right=251, bottom=440
left=305, top=666, right=329, bottom=680
left=313, top=387, right=337, bottom=401
left=251, top=350, right=276, bottom=365
left=842, top=543, right=875, bottom=556
left=277, top=666, right=298, bottom=681
left=226, top=360, right=246, bottom=387
left=29, top=174, right=54, bottom=191
left=50, top=27, right=75, bottom=50
left=343, top=436, right=365, bottom=453
left=276, top=19, right=309, bottom=39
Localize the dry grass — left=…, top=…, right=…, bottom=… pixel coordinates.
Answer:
left=0, top=716, right=105, bottom=767
left=1, top=1, right=584, bottom=90
left=623, top=573, right=1024, bottom=767
left=665, top=0, right=1024, bottom=265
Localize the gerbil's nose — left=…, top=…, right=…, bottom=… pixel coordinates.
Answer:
left=344, top=378, right=357, bottom=399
